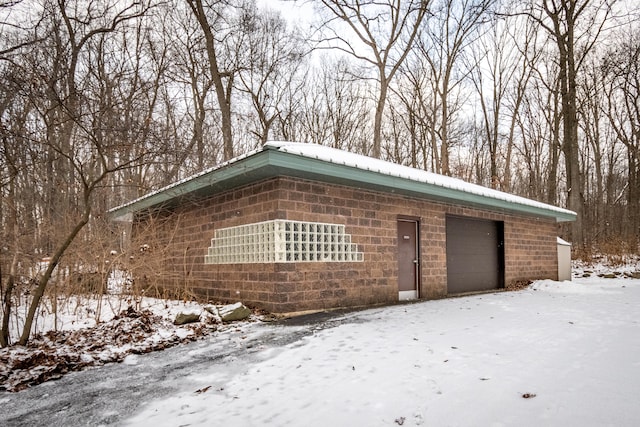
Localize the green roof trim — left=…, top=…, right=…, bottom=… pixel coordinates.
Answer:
left=109, top=143, right=577, bottom=223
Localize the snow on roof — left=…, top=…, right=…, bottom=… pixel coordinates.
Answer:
left=110, top=141, right=576, bottom=220
left=265, top=141, right=575, bottom=217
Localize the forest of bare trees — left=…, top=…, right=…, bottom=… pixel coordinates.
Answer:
left=1, top=0, right=639, bottom=344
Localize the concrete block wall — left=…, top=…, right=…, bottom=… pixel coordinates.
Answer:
left=132, top=176, right=559, bottom=313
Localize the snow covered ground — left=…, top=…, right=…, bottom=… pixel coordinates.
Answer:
left=124, top=270, right=639, bottom=427
left=3, top=261, right=640, bottom=426
left=0, top=295, right=267, bottom=391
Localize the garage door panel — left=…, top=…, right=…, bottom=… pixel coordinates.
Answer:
left=446, top=216, right=504, bottom=294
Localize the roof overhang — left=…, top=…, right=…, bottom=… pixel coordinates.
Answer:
left=109, top=143, right=577, bottom=223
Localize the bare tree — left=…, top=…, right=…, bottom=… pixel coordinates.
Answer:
left=317, top=0, right=429, bottom=158
left=601, top=27, right=640, bottom=250
left=185, top=0, right=238, bottom=160
left=0, top=81, right=24, bottom=346
left=275, top=64, right=310, bottom=144
left=297, top=58, right=373, bottom=152
left=167, top=5, right=216, bottom=172
left=515, top=71, right=560, bottom=202
left=0, top=0, right=156, bottom=346
left=467, top=13, right=539, bottom=191
left=419, top=0, right=493, bottom=176
left=520, top=0, right=613, bottom=248
left=388, top=71, right=432, bottom=169
left=0, top=0, right=46, bottom=59
left=235, top=5, right=307, bottom=145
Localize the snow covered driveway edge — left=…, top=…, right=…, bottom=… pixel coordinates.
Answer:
left=125, top=277, right=640, bottom=427
left=0, top=300, right=265, bottom=392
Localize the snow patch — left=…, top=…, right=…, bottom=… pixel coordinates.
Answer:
left=530, top=279, right=622, bottom=294
left=174, top=328, right=191, bottom=340
left=123, top=354, right=139, bottom=366
left=125, top=275, right=640, bottom=427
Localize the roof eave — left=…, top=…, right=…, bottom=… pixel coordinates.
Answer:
left=109, top=147, right=576, bottom=224
left=108, top=150, right=274, bottom=219
left=264, top=151, right=577, bottom=223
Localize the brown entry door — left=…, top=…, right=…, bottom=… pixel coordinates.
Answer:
left=397, top=219, right=419, bottom=300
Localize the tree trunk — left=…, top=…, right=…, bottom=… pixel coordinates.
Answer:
left=629, top=148, right=640, bottom=250
left=560, top=27, right=585, bottom=247
left=1, top=265, right=16, bottom=347
left=547, top=89, right=561, bottom=205
left=372, top=76, right=388, bottom=158
left=187, top=0, right=234, bottom=161
left=440, top=93, right=451, bottom=176
left=19, top=195, right=92, bottom=345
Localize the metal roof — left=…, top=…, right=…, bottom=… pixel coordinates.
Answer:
left=108, top=141, right=577, bottom=223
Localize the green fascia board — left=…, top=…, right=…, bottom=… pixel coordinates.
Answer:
left=108, top=149, right=273, bottom=219
left=265, top=151, right=576, bottom=223
left=109, top=148, right=576, bottom=223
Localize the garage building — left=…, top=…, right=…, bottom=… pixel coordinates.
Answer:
left=110, top=141, right=576, bottom=313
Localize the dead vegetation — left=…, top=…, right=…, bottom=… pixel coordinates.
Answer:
left=506, top=280, right=533, bottom=291
left=0, top=306, right=216, bottom=392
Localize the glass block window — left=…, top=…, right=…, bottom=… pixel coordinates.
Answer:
left=205, top=219, right=364, bottom=264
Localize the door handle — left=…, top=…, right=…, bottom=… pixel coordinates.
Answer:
left=413, top=259, right=419, bottom=264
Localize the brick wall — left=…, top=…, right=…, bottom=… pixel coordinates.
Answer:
left=131, top=176, right=559, bottom=313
